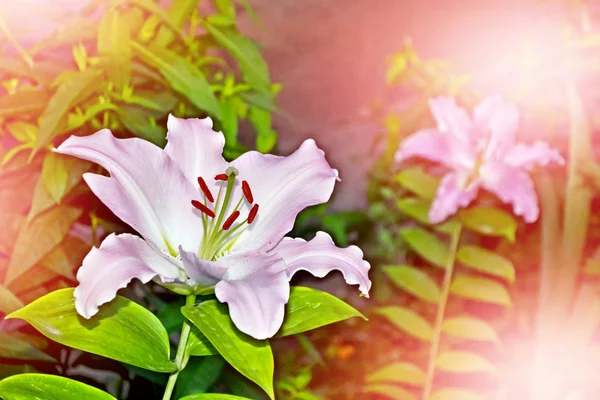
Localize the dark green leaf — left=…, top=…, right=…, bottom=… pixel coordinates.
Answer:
left=363, top=383, right=416, bottom=400
left=8, top=288, right=176, bottom=373
left=375, top=306, right=432, bottom=341
left=459, top=207, right=517, bottom=242
left=450, top=276, right=512, bottom=306
left=0, top=374, right=116, bottom=400
left=175, top=356, right=225, bottom=398
left=366, top=362, right=425, bottom=386
left=435, top=351, right=497, bottom=374
left=156, top=301, right=185, bottom=334
left=0, top=333, right=55, bottom=362
left=400, top=227, right=449, bottom=268
left=456, top=245, right=515, bottom=283
left=276, top=286, right=365, bottom=337
left=181, top=301, right=274, bottom=399
left=394, top=167, right=439, bottom=199
left=98, top=8, right=132, bottom=89
left=383, top=265, right=440, bottom=303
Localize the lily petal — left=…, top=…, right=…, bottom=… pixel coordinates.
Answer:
left=271, top=231, right=371, bottom=296
left=179, top=246, right=228, bottom=286
left=474, top=96, right=519, bottom=160
left=55, top=130, right=202, bottom=254
left=230, top=139, right=339, bottom=252
left=480, top=162, right=539, bottom=223
left=394, top=128, right=454, bottom=167
left=74, top=233, right=181, bottom=319
left=215, top=252, right=289, bottom=339
left=164, top=115, right=229, bottom=188
left=428, top=97, right=476, bottom=165
left=429, top=171, right=479, bottom=223
left=504, top=141, right=565, bottom=170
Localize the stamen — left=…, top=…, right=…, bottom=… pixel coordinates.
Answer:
left=197, top=177, right=214, bottom=202
left=242, top=180, right=254, bottom=203
left=191, top=200, right=215, bottom=218
left=222, top=210, right=240, bottom=230
left=248, top=204, right=259, bottom=224
left=215, top=173, right=228, bottom=181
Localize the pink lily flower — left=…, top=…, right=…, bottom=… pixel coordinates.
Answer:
left=55, top=115, right=371, bottom=340
left=395, top=96, right=564, bottom=224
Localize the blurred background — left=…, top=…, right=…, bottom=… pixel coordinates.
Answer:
left=2, top=0, right=600, bottom=399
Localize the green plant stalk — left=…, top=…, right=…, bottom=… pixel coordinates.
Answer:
left=162, top=294, right=197, bottom=400
left=422, top=224, right=462, bottom=400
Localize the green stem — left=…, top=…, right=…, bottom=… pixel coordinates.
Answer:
left=422, top=225, right=462, bottom=400
left=162, top=294, right=196, bottom=400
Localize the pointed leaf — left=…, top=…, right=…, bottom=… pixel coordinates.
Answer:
left=182, top=301, right=275, bottom=399
left=0, top=333, right=55, bottom=362
left=6, top=206, right=82, bottom=284
left=117, top=104, right=167, bottom=146
left=0, top=285, right=23, bottom=315
left=456, top=245, right=515, bottom=283
left=363, top=383, right=416, bottom=400
left=7, top=288, right=176, bottom=373
left=459, top=207, right=517, bottom=242
left=186, top=327, right=218, bottom=357
left=0, top=374, right=116, bottom=400
left=394, top=167, right=439, bottom=199
left=435, top=351, right=497, bottom=374
left=276, top=286, right=365, bottom=337
left=383, top=265, right=440, bottom=303
left=35, top=68, right=104, bottom=151
left=442, top=316, right=500, bottom=343
left=366, top=362, right=426, bottom=387
left=450, top=276, right=512, bottom=306
left=400, top=227, right=449, bottom=268
left=432, top=388, right=485, bottom=400
left=397, top=197, right=430, bottom=224
left=175, top=356, right=226, bottom=399
left=41, top=153, right=90, bottom=204
left=98, top=8, right=132, bottom=89
left=375, top=306, right=433, bottom=341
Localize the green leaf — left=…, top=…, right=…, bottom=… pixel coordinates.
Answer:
left=400, top=227, right=449, bottom=268
left=202, top=24, right=270, bottom=91
left=6, top=206, right=82, bottom=284
left=0, top=333, right=55, bottom=362
left=396, top=197, right=430, bottom=224
left=435, top=351, right=497, bottom=374
left=374, top=306, right=433, bottom=341
left=0, top=285, right=24, bottom=315
left=383, top=265, right=440, bottom=303
left=8, top=288, right=176, bottom=373
left=182, top=301, right=274, bottom=399
left=35, top=68, right=104, bottom=152
left=459, top=207, right=517, bottom=242
left=363, top=383, right=416, bottom=400
left=456, top=245, right=515, bottom=283
left=219, top=96, right=239, bottom=146
left=0, top=90, right=51, bottom=118
left=450, top=276, right=512, bottom=306
left=0, top=374, right=116, bottom=400
left=98, top=8, right=132, bottom=89
left=6, top=121, right=37, bottom=143
left=442, top=316, right=500, bottom=343
left=180, top=394, right=251, bottom=400
left=239, top=91, right=278, bottom=113
left=175, top=356, right=226, bottom=399
left=394, top=167, right=439, bottom=199
left=249, top=105, right=277, bottom=153
left=276, top=286, right=365, bottom=337
left=41, top=153, right=90, bottom=204
left=156, top=301, right=185, bottom=334
left=431, top=389, right=485, bottom=400
left=186, top=327, right=218, bottom=357
left=132, top=42, right=221, bottom=119
left=117, top=105, right=167, bottom=146
left=366, top=362, right=426, bottom=386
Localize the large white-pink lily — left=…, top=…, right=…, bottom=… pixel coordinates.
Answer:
left=55, top=115, right=371, bottom=340
left=395, top=96, right=564, bottom=224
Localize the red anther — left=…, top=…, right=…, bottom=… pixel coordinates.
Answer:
left=222, top=210, right=240, bottom=230
left=242, top=180, right=254, bottom=203
left=191, top=200, right=215, bottom=218
left=248, top=204, right=259, bottom=224
left=214, top=173, right=228, bottom=181
left=197, top=177, right=214, bottom=203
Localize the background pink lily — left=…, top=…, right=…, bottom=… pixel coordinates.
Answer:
left=395, top=96, right=564, bottom=224
left=55, top=115, right=371, bottom=340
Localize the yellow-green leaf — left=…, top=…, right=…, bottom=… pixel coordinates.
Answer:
left=397, top=197, right=430, bottom=224
left=459, top=207, right=517, bottom=242
left=363, top=383, right=416, bottom=400
left=383, top=265, right=440, bottom=303
left=442, top=316, right=500, bottom=343
left=431, top=388, right=485, bottom=400
left=41, top=153, right=90, bottom=204
left=400, top=227, right=449, bottom=268
left=98, top=8, right=132, bottom=89
left=450, top=276, right=512, bottom=306
left=456, top=245, right=515, bottom=283
left=435, top=351, right=496, bottom=374
left=394, top=167, right=439, bottom=199
left=375, top=306, right=432, bottom=341
left=366, top=362, right=425, bottom=387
